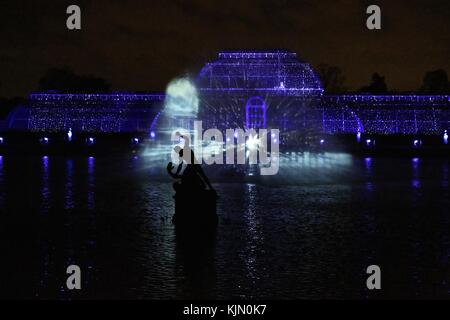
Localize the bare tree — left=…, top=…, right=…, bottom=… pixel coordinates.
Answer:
left=316, top=64, right=347, bottom=93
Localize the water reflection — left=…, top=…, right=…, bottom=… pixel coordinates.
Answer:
left=1, top=153, right=450, bottom=299
left=174, top=223, right=217, bottom=299
left=87, top=157, right=95, bottom=210
left=442, top=162, right=449, bottom=189
left=242, top=183, right=264, bottom=298
left=65, top=159, right=74, bottom=210
left=265, top=152, right=354, bottom=185
left=364, top=157, right=374, bottom=192
left=0, top=156, right=3, bottom=207
left=411, top=158, right=421, bottom=189
left=41, top=156, right=50, bottom=213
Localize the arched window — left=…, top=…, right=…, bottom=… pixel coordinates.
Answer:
left=245, top=96, right=266, bottom=129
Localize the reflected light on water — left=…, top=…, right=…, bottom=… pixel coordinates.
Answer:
left=0, top=156, right=3, bottom=206
left=412, top=158, right=421, bottom=189
left=243, top=183, right=263, bottom=296
left=266, top=152, right=354, bottom=185
left=364, top=157, right=373, bottom=192
left=0, top=153, right=449, bottom=299
left=87, top=157, right=95, bottom=210
left=442, top=163, right=449, bottom=189
left=41, top=156, right=50, bottom=213
left=65, top=159, right=74, bottom=210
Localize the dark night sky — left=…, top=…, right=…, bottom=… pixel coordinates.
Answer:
left=1, top=0, right=449, bottom=97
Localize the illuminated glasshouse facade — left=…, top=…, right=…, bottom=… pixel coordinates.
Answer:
left=7, top=50, right=450, bottom=141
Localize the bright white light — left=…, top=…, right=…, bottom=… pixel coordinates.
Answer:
left=365, top=139, right=375, bottom=147
left=246, top=135, right=259, bottom=150
left=164, top=78, right=199, bottom=118
left=150, top=131, right=156, bottom=138
left=67, top=128, right=72, bottom=142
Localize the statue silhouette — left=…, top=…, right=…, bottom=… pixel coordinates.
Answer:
left=167, top=133, right=218, bottom=227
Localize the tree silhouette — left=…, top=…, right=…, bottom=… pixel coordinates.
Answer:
left=358, top=73, right=388, bottom=94
left=38, top=68, right=111, bottom=93
left=419, top=69, right=449, bottom=94
left=0, top=96, right=26, bottom=119
left=317, top=64, right=347, bottom=93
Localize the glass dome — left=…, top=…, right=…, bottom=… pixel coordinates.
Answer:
left=196, top=50, right=323, bottom=95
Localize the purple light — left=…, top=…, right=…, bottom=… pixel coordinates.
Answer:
left=323, top=94, right=450, bottom=135
left=365, top=139, right=375, bottom=147
left=40, top=137, right=49, bottom=144
left=23, top=51, right=450, bottom=138
left=199, top=51, right=323, bottom=94
left=131, top=137, right=140, bottom=144
left=86, top=137, right=95, bottom=145
left=245, top=96, right=266, bottom=129
left=320, top=139, right=325, bottom=145
left=218, top=51, right=297, bottom=59
left=42, top=156, right=49, bottom=168
left=444, top=130, right=448, bottom=145
left=28, top=93, right=164, bottom=133
left=0, top=137, right=3, bottom=144
left=413, top=139, right=422, bottom=147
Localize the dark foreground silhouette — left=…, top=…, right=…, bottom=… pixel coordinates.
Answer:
left=167, top=134, right=218, bottom=230
left=167, top=138, right=219, bottom=298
